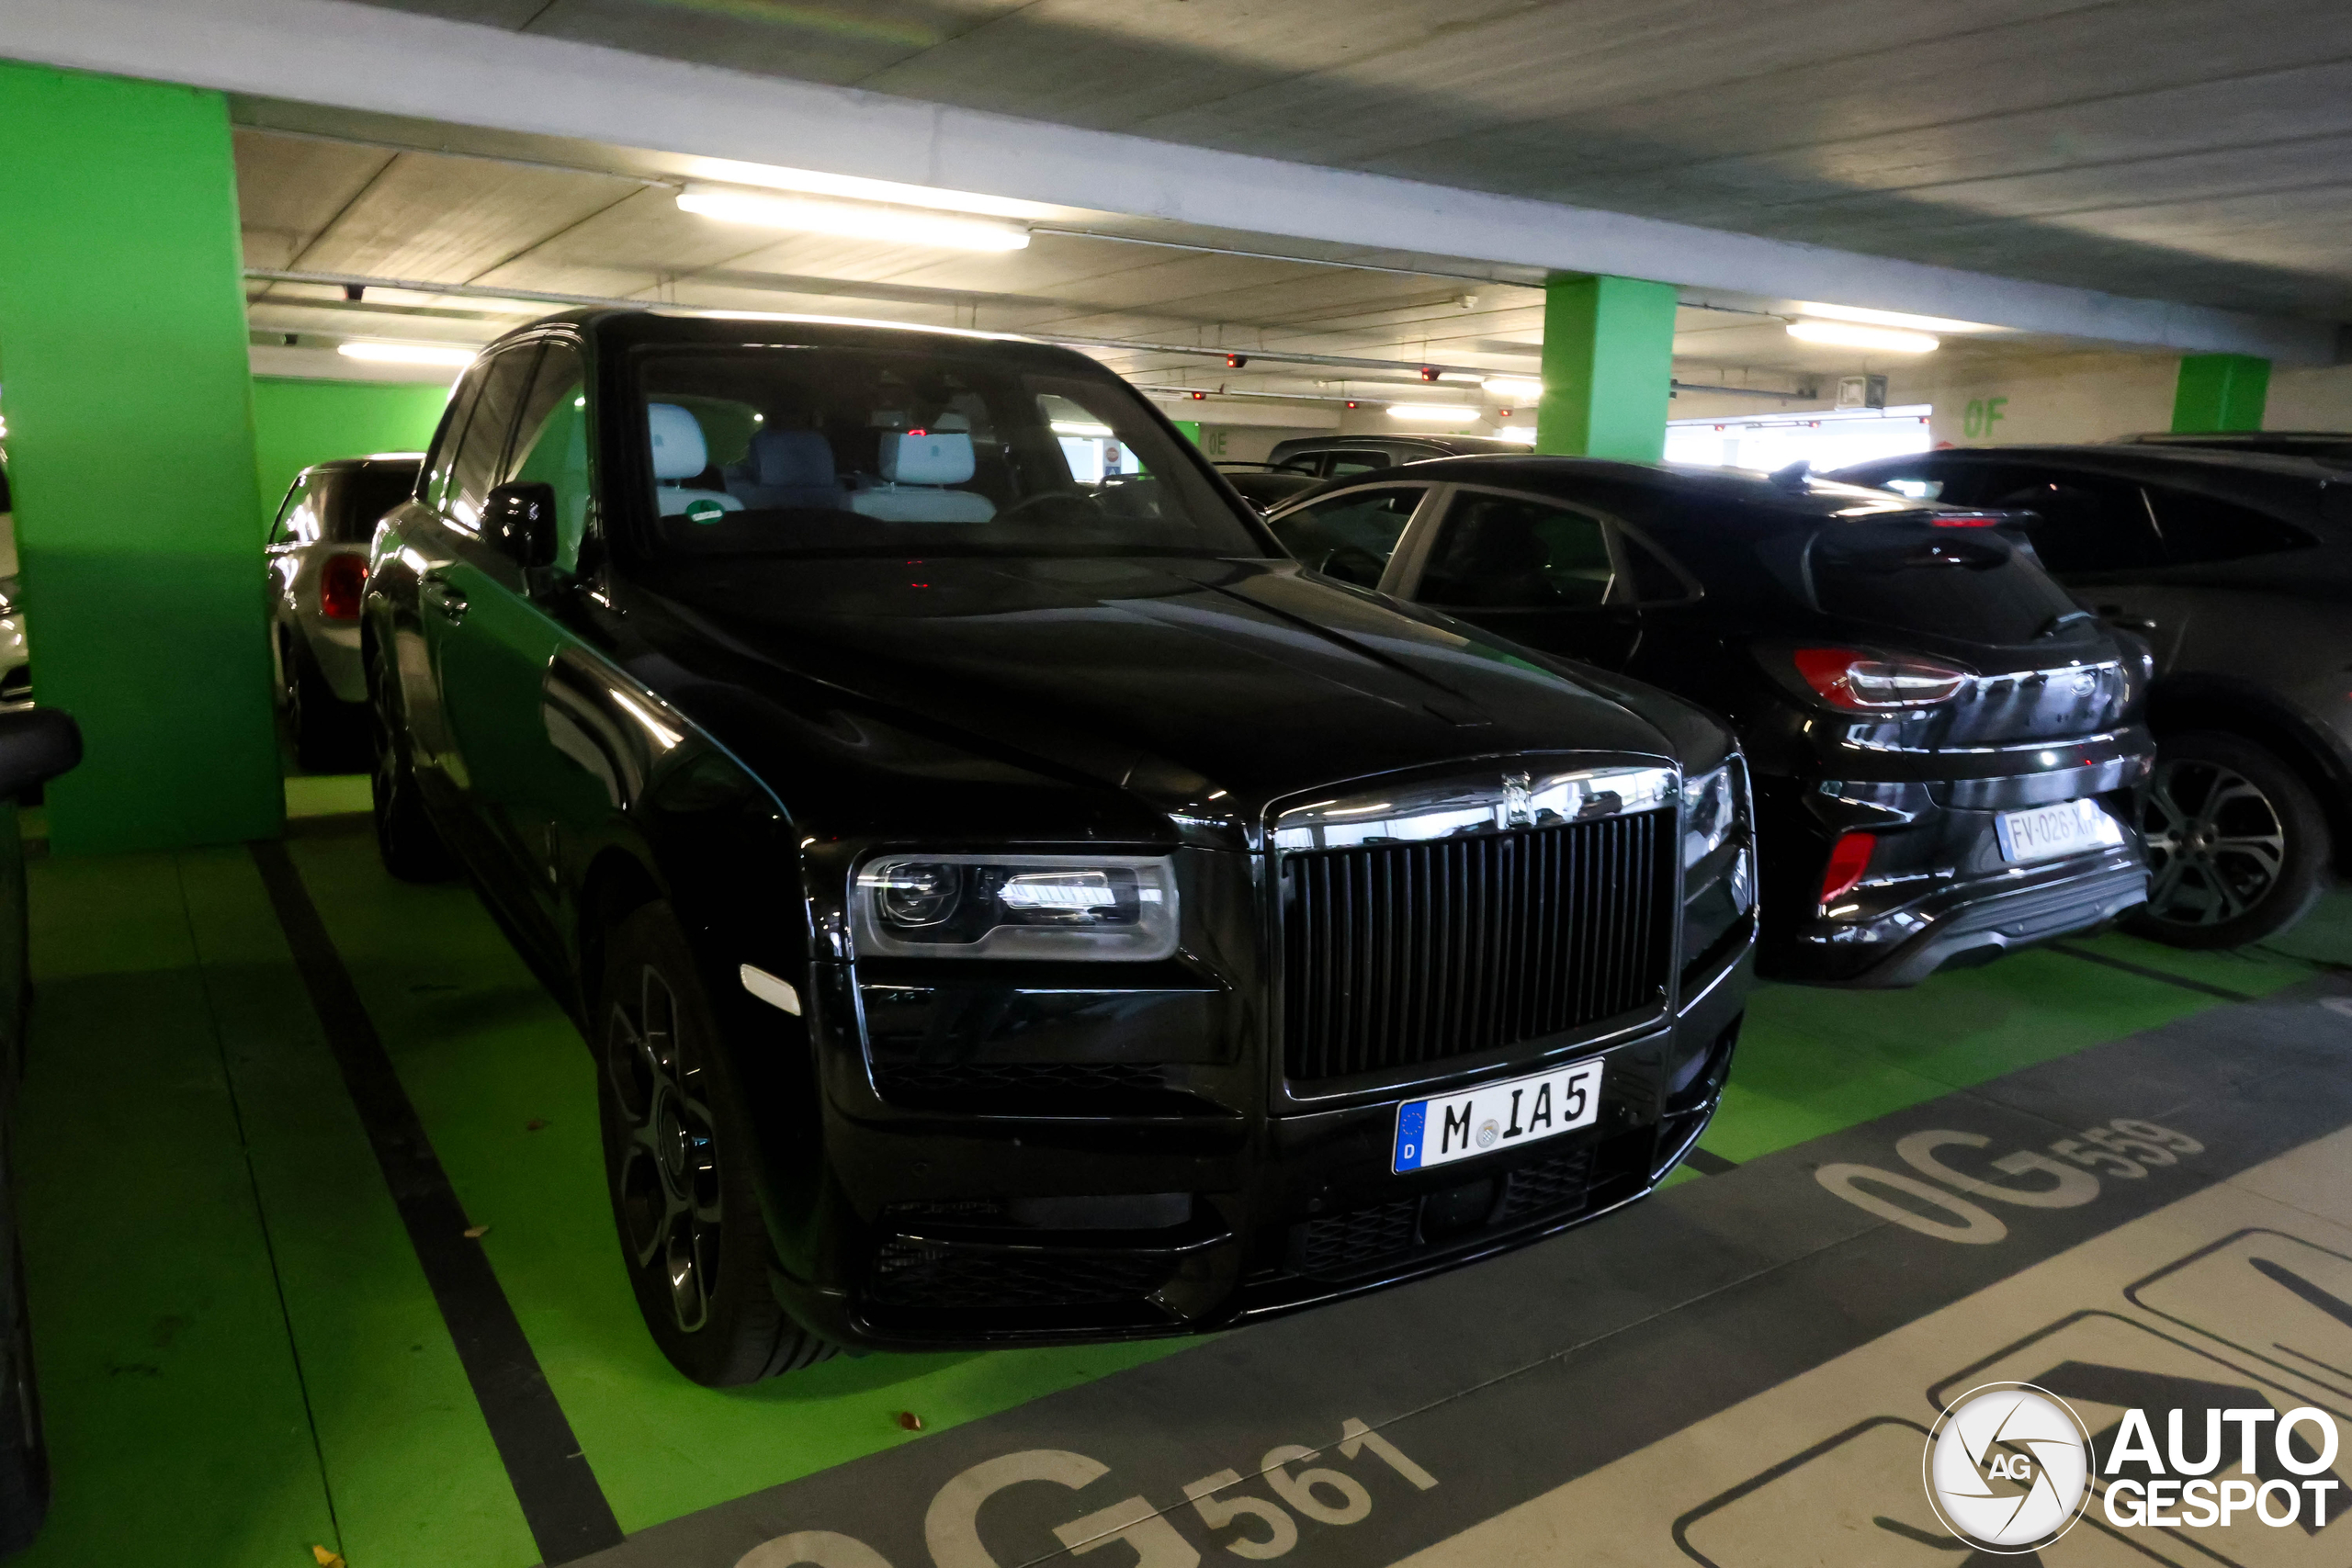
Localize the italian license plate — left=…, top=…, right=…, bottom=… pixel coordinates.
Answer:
left=1392, top=1060, right=1603, bottom=1174
left=1994, top=796, right=2127, bottom=864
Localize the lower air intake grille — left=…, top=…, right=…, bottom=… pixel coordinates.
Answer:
left=1280, top=811, right=1675, bottom=1084
left=1293, top=1200, right=1419, bottom=1279
left=869, top=1238, right=1172, bottom=1311
left=1496, top=1145, right=1596, bottom=1225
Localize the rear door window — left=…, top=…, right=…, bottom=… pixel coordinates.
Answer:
left=1973, top=468, right=2161, bottom=573
left=331, top=465, right=420, bottom=544
left=1419, top=491, right=1616, bottom=608
left=1266, top=486, right=1425, bottom=587
left=2142, top=486, right=2314, bottom=565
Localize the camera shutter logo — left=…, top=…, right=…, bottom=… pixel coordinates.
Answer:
left=1923, top=1382, right=2094, bottom=1552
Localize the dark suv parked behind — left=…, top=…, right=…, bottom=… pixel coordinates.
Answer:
left=1267, top=457, right=2155, bottom=986
left=363, top=310, right=1754, bottom=1382
left=1833, top=443, right=2352, bottom=947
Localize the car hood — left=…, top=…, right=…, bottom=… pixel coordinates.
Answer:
left=617, top=554, right=1697, bottom=845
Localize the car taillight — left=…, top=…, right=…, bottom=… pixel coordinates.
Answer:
left=1820, top=831, right=1874, bottom=906
left=1929, top=513, right=2003, bottom=527
left=318, top=554, right=368, bottom=621
left=1792, top=647, right=1971, bottom=710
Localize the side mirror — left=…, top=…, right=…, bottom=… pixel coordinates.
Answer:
left=483, top=482, right=559, bottom=570
left=0, top=708, right=80, bottom=799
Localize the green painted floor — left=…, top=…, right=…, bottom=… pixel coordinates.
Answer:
left=15, top=783, right=2352, bottom=1567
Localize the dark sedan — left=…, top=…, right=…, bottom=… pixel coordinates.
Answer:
left=1267, top=457, right=2154, bottom=986
left=1833, top=443, right=2352, bottom=948
left=362, top=310, right=1755, bottom=1382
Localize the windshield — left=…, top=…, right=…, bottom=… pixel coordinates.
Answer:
left=1808, top=523, right=2088, bottom=645
left=630, top=345, right=1262, bottom=558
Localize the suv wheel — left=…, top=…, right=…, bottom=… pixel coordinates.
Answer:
left=286, top=633, right=364, bottom=773
left=366, top=641, right=455, bottom=883
left=2128, top=730, right=2329, bottom=949
left=596, top=902, right=831, bottom=1385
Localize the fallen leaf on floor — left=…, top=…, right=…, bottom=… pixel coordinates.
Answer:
left=311, top=1546, right=345, bottom=1568
left=525, top=1118, right=548, bottom=1132
left=895, top=1410, right=922, bottom=1431
left=463, top=1224, right=491, bottom=1239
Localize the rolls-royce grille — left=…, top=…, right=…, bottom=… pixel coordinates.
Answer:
left=1280, top=811, right=1675, bottom=1085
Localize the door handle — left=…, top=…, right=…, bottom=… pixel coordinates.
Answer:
left=420, top=573, right=469, bottom=625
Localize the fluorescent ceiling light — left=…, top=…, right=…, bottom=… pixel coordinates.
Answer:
left=1051, top=421, right=1114, bottom=438
left=1497, top=426, right=1537, bottom=445
left=677, top=186, right=1031, bottom=251
left=1785, top=321, right=1939, bottom=354
left=337, top=341, right=477, bottom=367
left=1794, top=301, right=1993, bottom=334
left=1483, top=378, right=1544, bottom=400
left=679, top=157, right=1057, bottom=220
left=1388, top=404, right=1478, bottom=421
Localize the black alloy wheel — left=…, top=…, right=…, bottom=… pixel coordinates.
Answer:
left=285, top=631, right=364, bottom=773
left=596, top=902, right=830, bottom=1385
left=2128, top=730, right=2329, bottom=949
left=364, top=641, right=456, bottom=883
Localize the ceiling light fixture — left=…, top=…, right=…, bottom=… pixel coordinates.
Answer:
left=1388, top=404, right=1478, bottom=422
left=337, top=341, right=478, bottom=367
left=1786, top=321, right=1939, bottom=354
left=676, top=186, right=1031, bottom=252
left=1050, top=421, right=1115, bottom=439
left=1794, top=301, right=1991, bottom=333
left=678, top=158, right=1057, bottom=220
left=1483, top=377, right=1544, bottom=400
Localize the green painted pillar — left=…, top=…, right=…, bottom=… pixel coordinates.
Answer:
left=1173, top=420, right=1203, bottom=446
left=2171, top=353, right=2269, bottom=433
left=1535, top=274, right=1678, bottom=461
left=0, top=64, right=281, bottom=854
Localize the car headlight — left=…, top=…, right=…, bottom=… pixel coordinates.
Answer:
left=1682, top=758, right=1758, bottom=920
left=852, top=853, right=1179, bottom=960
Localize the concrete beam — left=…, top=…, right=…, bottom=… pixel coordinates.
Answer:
left=2, top=0, right=2337, bottom=364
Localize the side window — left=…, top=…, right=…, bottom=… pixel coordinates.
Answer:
left=2142, top=486, right=2314, bottom=566
left=1327, top=451, right=1388, bottom=479
left=268, top=478, right=309, bottom=546
left=421, top=370, right=486, bottom=513
left=1616, top=527, right=1697, bottom=604
left=1419, top=491, right=1615, bottom=609
left=503, top=344, right=593, bottom=572
left=1976, top=468, right=2162, bottom=574
left=1266, top=486, right=1424, bottom=587
left=442, top=344, right=540, bottom=531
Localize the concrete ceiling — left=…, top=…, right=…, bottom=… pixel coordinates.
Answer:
left=335, top=0, right=2352, bottom=326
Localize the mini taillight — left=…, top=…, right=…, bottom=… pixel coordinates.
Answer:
left=1930, top=513, right=2003, bottom=527
left=1792, top=647, right=1971, bottom=710
left=1820, top=831, right=1874, bottom=906
left=318, top=554, right=368, bottom=621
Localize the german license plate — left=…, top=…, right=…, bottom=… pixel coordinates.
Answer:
left=1393, top=1060, right=1603, bottom=1174
left=1994, top=796, right=2126, bottom=864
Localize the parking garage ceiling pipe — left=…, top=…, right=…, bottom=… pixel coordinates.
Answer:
left=14, top=0, right=2335, bottom=364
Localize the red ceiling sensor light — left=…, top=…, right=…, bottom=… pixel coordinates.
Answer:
left=1819, top=831, right=1875, bottom=906
left=1419, top=366, right=1442, bottom=383
left=1345, top=400, right=1359, bottom=409
left=1189, top=390, right=1206, bottom=400
left=318, top=554, right=368, bottom=622
left=1498, top=407, right=1513, bottom=418
left=1225, top=353, right=1250, bottom=368
left=1792, top=647, right=1971, bottom=710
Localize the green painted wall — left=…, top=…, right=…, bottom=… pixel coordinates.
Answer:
left=0, top=64, right=281, bottom=853
left=1535, top=274, right=1678, bottom=462
left=2172, top=353, right=2269, bottom=433
left=252, top=377, right=450, bottom=532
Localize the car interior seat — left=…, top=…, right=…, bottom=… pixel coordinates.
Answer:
left=648, top=403, right=743, bottom=517
left=726, top=427, right=848, bottom=513
left=849, top=433, right=997, bottom=523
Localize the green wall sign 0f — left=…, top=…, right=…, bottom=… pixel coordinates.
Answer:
left=1962, top=397, right=2008, bottom=439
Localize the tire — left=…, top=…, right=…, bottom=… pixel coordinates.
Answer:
left=0, top=1238, right=51, bottom=1557
left=2126, top=730, right=2330, bottom=949
left=595, top=902, right=831, bottom=1385
left=286, top=635, right=367, bottom=774
left=366, top=640, right=456, bottom=884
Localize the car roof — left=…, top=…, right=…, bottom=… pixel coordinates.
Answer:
left=306, top=452, right=424, bottom=473
left=1283, top=452, right=1925, bottom=520
left=1841, top=442, right=2343, bottom=484
left=502, top=307, right=1117, bottom=379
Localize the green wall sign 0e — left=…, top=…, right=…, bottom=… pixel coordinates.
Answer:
left=1962, top=397, right=2008, bottom=439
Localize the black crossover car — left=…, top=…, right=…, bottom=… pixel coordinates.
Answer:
left=363, top=311, right=1755, bottom=1381
left=1266, top=457, right=2154, bottom=986
left=1268, top=434, right=1530, bottom=479
left=1834, top=443, right=2352, bottom=948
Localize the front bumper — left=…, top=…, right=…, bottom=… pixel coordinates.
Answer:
left=773, top=942, right=1752, bottom=1353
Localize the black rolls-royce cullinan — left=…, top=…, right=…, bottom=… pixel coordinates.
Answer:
left=363, top=310, right=1755, bottom=1382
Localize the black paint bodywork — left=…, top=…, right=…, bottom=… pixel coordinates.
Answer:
left=363, top=311, right=1753, bottom=1353
left=1267, top=456, right=2155, bottom=985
